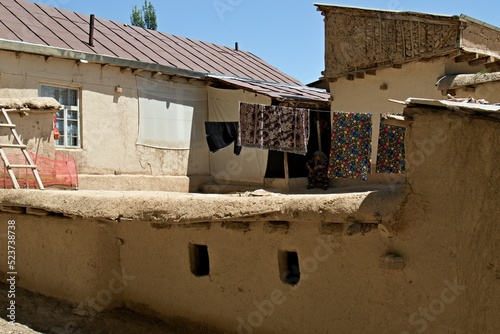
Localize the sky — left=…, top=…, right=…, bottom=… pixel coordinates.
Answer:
left=26, top=0, right=500, bottom=85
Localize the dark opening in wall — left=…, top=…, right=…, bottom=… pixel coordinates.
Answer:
left=278, top=250, right=300, bottom=285
left=189, top=244, right=210, bottom=276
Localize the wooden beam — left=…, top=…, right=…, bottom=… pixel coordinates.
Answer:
left=284, top=152, right=290, bottom=192
left=464, top=86, right=476, bottom=93
left=468, top=56, right=491, bottom=67
left=487, top=66, right=500, bottom=72
left=485, top=61, right=500, bottom=69
left=356, top=72, right=365, bottom=79
left=132, top=69, right=143, bottom=75
left=151, top=71, right=162, bottom=78
left=392, top=64, right=403, bottom=69
left=366, top=69, right=377, bottom=76
left=44, top=56, right=53, bottom=63
left=120, top=67, right=131, bottom=73
left=454, top=53, right=477, bottom=63
left=346, top=74, right=355, bottom=81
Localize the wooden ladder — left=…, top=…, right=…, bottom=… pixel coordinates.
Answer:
left=0, top=108, right=44, bottom=189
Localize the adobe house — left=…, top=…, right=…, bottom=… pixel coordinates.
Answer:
left=0, top=97, right=498, bottom=333
left=0, top=3, right=498, bottom=333
left=0, top=0, right=330, bottom=192
left=315, top=4, right=500, bottom=175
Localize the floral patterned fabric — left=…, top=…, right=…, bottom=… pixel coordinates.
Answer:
left=376, top=123, right=406, bottom=173
left=328, top=112, right=372, bottom=181
left=239, top=102, right=310, bottom=155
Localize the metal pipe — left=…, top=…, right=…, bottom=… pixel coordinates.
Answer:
left=89, top=14, right=95, bottom=47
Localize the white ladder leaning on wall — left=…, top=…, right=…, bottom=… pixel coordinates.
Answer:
left=0, top=108, right=44, bottom=189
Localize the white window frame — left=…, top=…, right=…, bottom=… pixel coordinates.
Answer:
left=39, top=84, right=81, bottom=148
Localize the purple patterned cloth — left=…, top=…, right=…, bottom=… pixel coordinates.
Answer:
left=328, top=112, right=372, bottom=181
left=239, top=102, right=310, bottom=155
left=376, top=123, right=406, bottom=173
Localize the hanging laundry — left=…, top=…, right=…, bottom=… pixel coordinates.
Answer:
left=205, top=122, right=242, bottom=155
left=328, top=112, right=372, bottom=181
left=239, top=102, right=309, bottom=155
left=376, top=122, right=405, bottom=173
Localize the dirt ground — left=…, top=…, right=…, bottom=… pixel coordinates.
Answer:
left=0, top=283, right=225, bottom=334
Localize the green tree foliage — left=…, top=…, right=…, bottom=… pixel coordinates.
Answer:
left=143, top=1, right=157, bottom=31
left=130, top=5, right=145, bottom=28
left=130, top=1, right=157, bottom=30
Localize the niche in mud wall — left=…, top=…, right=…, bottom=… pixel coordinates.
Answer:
left=278, top=250, right=300, bottom=285
left=189, top=244, right=210, bottom=277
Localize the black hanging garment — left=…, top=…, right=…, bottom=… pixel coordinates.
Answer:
left=205, top=122, right=242, bottom=155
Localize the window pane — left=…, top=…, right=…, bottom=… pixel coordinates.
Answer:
left=68, top=136, right=79, bottom=147
left=55, top=136, right=64, bottom=146
left=41, top=85, right=57, bottom=99
left=67, top=121, right=78, bottom=136
left=67, top=111, right=78, bottom=120
left=56, top=120, right=65, bottom=135
left=68, top=89, right=78, bottom=106
left=55, top=110, right=64, bottom=119
left=60, top=88, right=70, bottom=105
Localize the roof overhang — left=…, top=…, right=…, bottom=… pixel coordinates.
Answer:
left=208, top=75, right=331, bottom=108
left=436, top=71, right=500, bottom=91
left=315, top=4, right=500, bottom=81
left=314, top=3, right=458, bottom=20
left=0, top=38, right=207, bottom=80
left=391, top=97, right=500, bottom=120
left=0, top=38, right=330, bottom=107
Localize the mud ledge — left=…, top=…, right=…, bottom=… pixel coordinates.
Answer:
left=0, top=186, right=406, bottom=226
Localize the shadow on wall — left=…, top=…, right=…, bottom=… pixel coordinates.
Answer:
left=0, top=110, right=55, bottom=157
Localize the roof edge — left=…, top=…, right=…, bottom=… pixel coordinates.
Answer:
left=459, top=14, right=500, bottom=33
left=0, top=38, right=207, bottom=80
left=207, top=74, right=329, bottom=93
left=436, top=71, right=500, bottom=90
left=314, top=3, right=458, bottom=19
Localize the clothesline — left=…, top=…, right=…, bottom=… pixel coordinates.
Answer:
left=204, top=102, right=406, bottom=181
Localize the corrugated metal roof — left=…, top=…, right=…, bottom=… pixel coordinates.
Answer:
left=209, top=75, right=330, bottom=104
left=393, top=97, right=500, bottom=119
left=0, top=0, right=302, bottom=85
left=405, top=98, right=500, bottom=113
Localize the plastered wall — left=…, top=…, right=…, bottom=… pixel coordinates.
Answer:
left=399, top=108, right=500, bottom=333
left=329, top=56, right=500, bottom=170
left=0, top=50, right=210, bottom=191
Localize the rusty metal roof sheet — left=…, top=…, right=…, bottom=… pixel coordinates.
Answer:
left=391, top=97, right=500, bottom=120
left=209, top=75, right=330, bottom=105
left=0, top=0, right=302, bottom=85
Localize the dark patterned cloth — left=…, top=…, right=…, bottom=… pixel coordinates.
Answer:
left=306, top=151, right=329, bottom=188
left=376, top=123, right=405, bottom=173
left=239, top=102, right=310, bottom=155
left=328, top=112, right=372, bottom=181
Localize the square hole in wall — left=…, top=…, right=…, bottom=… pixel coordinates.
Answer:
left=278, top=250, right=300, bottom=285
left=189, top=244, right=210, bottom=277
